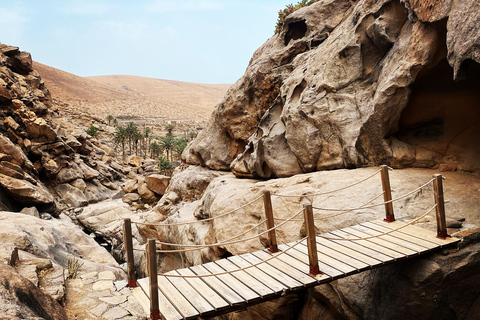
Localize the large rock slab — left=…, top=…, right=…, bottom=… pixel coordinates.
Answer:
left=0, top=173, right=54, bottom=207
left=144, top=174, right=170, bottom=196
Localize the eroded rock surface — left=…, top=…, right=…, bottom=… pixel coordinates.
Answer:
left=183, top=0, right=480, bottom=178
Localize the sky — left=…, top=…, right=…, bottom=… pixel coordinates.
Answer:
left=0, top=0, right=294, bottom=84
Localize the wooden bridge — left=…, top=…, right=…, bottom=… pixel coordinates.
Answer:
left=122, top=167, right=460, bottom=320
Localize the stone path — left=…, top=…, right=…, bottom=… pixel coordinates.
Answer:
left=65, top=270, right=146, bottom=320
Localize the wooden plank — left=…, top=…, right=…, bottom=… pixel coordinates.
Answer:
left=131, top=286, right=150, bottom=315
left=175, top=268, right=230, bottom=311
left=277, top=243, right=344, bottom=278
left=310, top=238, right=370, bottom=270
left=336, top=227, right=415, bottom=257
left=215, top=259, right=275, bottom=298
left=351, top=224, right=428, bottom=253
left=253, top=249, right=321, bottom=286
left=240, top=252, right=303, bottom=289
left=227, top=255, right=287, bottom=293
left=189, top=265, right=244, bottom=306
left=295, top=243, right=358, bottom=275
left=315, top=236, right=383, bottom=267
left=328, top=229, right=404, bottom=259
left=323, top=232, right=394, bottom=263
left=363, top=221, right=440, bottom=249
left=375, top=220, right=460, bottom=246
left=202, top=262, right=260, bottom=302
left=157, top=275, right=199, bottom=319
left=137, top=278, right=183, bottom=320
left=165, top=272, right=215, bottom=316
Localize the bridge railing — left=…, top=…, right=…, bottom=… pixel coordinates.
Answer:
left=123, top=166, right=449, bottom=320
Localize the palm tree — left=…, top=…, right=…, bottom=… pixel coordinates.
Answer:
left=144, top=127, right=151, bottom=158
left=174, top=138, right=187, bottom=159
left=125, top=122, right=138, bottom=155
left=188, top=131, right=197, bottom=141
left=150, top=141, right=161, bottom=158
left=158, top=135, right=175, bottom=161
left=114, top=126, right=127, bottom=159
left=106, top=115, right=114, bottom=125
left=165, top=124, right=175, bottom=137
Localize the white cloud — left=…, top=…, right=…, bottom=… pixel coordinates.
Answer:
left=146, top=0, right=223, bottom=13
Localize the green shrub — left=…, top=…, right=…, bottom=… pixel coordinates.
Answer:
left=158, top=155, right=173, bottom=176
left=86, top=125, right=99, bottom=137
left=275, top=0, right=318, bottom=34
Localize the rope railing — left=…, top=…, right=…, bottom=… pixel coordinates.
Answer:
left=153, top=236, right=308, bottom=278
left=273, top=192, right=385, bottom=222
left=317, top=203, right=437, bottom=241
left=133, top=194, right=263, bottom=227
left=271, top=168, right=382, bottom=198
left=310, top=178, right=435, bottom=212
left=154, top=208, right=305, bottom=253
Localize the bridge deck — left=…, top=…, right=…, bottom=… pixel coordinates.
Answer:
left=132, top=219, right=459, bottom=320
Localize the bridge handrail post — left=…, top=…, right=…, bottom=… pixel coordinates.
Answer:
left=304, top=204, right=321, bottom=276
left=263, top=190, right=278, bottom=253
left=381, top=165, right=395, bottom=222
left=433, top=174, right=448, bottom=239
left=147, top=238, right=162, bottom=320
left=123, top=218, right=137, bottom=287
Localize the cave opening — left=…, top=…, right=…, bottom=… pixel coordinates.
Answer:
left=395, top=58, right=480, bottom=171
left=285, top=20, right=307, bottom=46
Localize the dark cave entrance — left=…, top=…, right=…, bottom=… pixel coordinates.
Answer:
left=394, top=58, right=480, bottom=171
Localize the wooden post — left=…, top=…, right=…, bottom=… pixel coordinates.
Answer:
left=123, top=218, right=136, bottom=287
left=433, top=174, right=448, bottom=239
left=304, top=204, right=321, bottom=276
left=263, top=191, right=278, bottom=253
left=147, top=238, right=162, bottom=320
left=381, top=165, right=395, bottom=222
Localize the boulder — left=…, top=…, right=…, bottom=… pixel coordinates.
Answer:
left=123, top=193, right=140, bottom=205
left=137, top=177, right=158, bottom=204
left=145, top=174, right=170, bottom=195
left=70, top=178, right=87, bottom=192
left=0, top=173, right=54, bottom=207
left=55, top=183, right=89, bottom=208
left=125, top=155, right=141, bottom=167
left=122, top=179, right=138, bottom=194
left=57, top=162, right=84, bottom=184
left=20, top=206, right=40, bottom=218
left=79, top=161, right=100, bottom=180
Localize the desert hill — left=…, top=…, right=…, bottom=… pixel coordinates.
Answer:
left=33, top=61, right=230, bottom=123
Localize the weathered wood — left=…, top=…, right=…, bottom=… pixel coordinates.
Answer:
left=189, top=265, right=244, bottom=306
left=202, top=262, right=259, bottom=302
left=138, top=278, right=180, bottom=320
left=156, top=276, right=200, bottom=319
left=214, top=259, right=275, bottom=298
left=304, top=204, right=320, bottom=276
left=227, top=255, right=287, bottom=292
left=147, top=238, right=162, bottom=320
left=362, top=221, right=439, bottom=249
left=315, top=236, right=383, bottom=266
left=295, top=242, right=357, bottom=275
left=381, top=165, right=395, bottom=222
left=263, top=190, right=278, bottom=253
left=123, top=218, right=136, bottom=287
left=174, top=268, right=230, bottom=311
left=307, top=241, right=370, bottom=270
left=433, top=174, right=448, bottom=239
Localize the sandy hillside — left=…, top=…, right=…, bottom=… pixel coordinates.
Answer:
left=33, top=61, right=230, bottom=122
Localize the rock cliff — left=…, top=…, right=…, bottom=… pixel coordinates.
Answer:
left=0, top=44, right=125, bottom=214
left=183, top=0, right=480, bottom=178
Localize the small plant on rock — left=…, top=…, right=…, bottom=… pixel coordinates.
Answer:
left=275, top=0, right=318, bottom=33
left=158, top=155, right=173, bottom=176
left=66, top=256, right=83, bottom=279
left=86, top=125, right=99, bottom=137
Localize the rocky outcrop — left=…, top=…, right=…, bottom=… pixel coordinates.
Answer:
left=0, top=44, right=126, bottom=214
left=183, top=0, right=480, bottom=177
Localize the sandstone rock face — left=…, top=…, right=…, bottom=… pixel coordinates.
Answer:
left=183, top=0, right=480, bottom=177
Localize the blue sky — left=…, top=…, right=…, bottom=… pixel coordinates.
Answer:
left=0, top=0, right=293, bottom=83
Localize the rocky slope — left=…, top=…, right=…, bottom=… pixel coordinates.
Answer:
left=183, top=0, right=480, bottom=177
left=33, top=61, right=230, bottom=122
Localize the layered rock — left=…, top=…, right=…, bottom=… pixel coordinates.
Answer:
left=183, top=0, right=480, bottom=178
left=0, top=44, right=126, bottom=214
